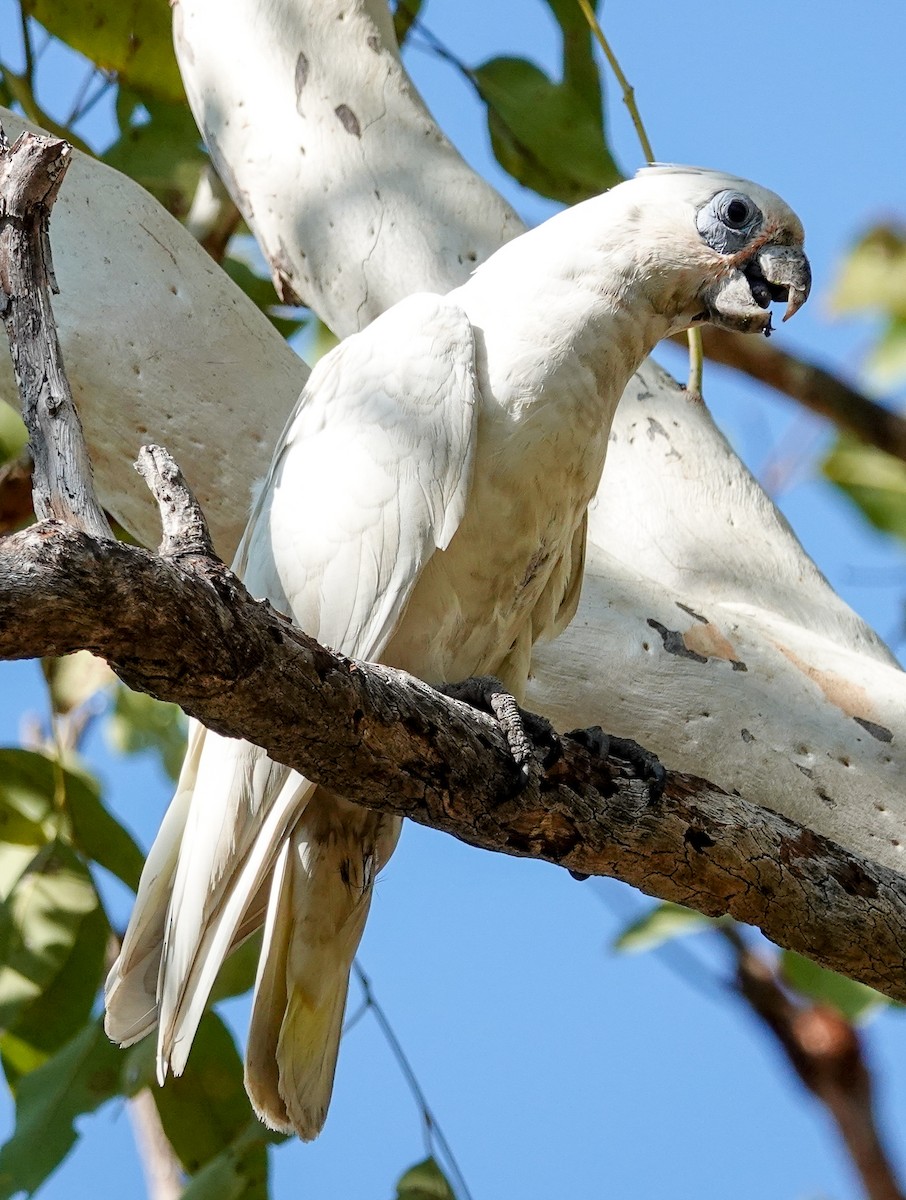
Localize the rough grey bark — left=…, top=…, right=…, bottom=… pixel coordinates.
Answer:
left=0, top=130, right=109, bottom=539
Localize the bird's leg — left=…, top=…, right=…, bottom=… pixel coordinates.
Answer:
left=441, top=676, right=560, bottom=780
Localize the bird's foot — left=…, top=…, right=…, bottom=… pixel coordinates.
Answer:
left=566, top=725, right=667, bottom=802
left=441, top=676, right=559, bottom=781
left=563, top=727, right=666, bottom=882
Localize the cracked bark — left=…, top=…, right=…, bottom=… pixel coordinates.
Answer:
left=2, top=514, right=906, bottom=1003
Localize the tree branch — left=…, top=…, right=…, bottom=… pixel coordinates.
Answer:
left=1, top=504, right=906, bottom=1002
left=671, top=327, right=906, bottom=462
left=727, top=932, right=905, bottom=1200
left=2, top=115, right=906, bottom=1013
left=0, top=128, right=110, bottom=537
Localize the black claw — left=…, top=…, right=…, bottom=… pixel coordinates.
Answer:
left=441, top=676, right=561, bottom=779
left=567, top=726, right=666, bottom=801
left=568, top=869, right=591, bottom=882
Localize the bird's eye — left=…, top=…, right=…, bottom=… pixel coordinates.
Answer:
left=696, top=190, right=763, bottom=253
left=726, top=199, right=749, bottom=226
left=719, top=193, right=754, bottom=229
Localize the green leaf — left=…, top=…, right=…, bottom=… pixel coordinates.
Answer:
left=0, top=746, right=143, bottom=892
left=780, top=951, right=887, bottom=1023
left=392, top=0, right=424, bottom=48
left=180, top=1123, right=275, bottom=1200
left=42, top=652, right=114, bottom=716
left=23, top=0, right=185, bottom=104
left=0, top=1019, right=123, bottom=1199
left=866, top=316, right=906, bottom=388
left=822, top=434, right=906, bottom=541
left=830, top=224, right=906, bottom=319
left=0, top=749, right=58, bottom=847
left=0, top=403, right=27, bottom=464
left=540, top=0, right=604, bottom=111
left=395, top=1157, right=457, bottom=1200
left=66, top=776, right=145, bottom=893
left=221, top=257, right=307, bottom=341
left=0, top=842, right=99, bottom=1033
left=613, top=901, right=714, bottom=954
left=103, top=92, right=206, bottom=219
left=152, top=1012, right=266, bottom=1173
left=106, top=684, right=187, bottom=782
left=1, top=904, right=110, bottom=1086
left=473, top=56, right=620, bottom=204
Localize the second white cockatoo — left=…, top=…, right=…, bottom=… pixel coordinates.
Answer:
left=105, top=166, right=811, bottom=1139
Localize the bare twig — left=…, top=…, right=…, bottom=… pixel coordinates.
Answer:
left=0, top=128, right=110, bottom=537
left=723, top=930, right=905, bottom=1200
left=127, top=1090, right=185, bottom=1200
left=184, top=164, right=243, bottom=264
left=576, top=0, right=654, bottom=162
left=671, top=327, right=906, bottom=462
left=352, top=963, right=473, bottom=1200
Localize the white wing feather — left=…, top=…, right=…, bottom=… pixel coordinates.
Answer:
left=107, top=293, right=479, bottom=1083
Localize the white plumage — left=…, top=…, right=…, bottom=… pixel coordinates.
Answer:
left=105, top=167, right=810, bottom=1138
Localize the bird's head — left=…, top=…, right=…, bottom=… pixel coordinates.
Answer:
left=623, top=165, right=811, bottom=337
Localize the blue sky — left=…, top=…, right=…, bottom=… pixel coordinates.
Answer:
left=1, top=1, right=906, bottom=1197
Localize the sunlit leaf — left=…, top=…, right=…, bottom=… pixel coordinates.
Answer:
left=1, top=905, right=109, bottom=1086
left=780, top=951, right=888, bottom=1023
left=23, top=0, right=185, bottom=104
left=0, top=403, right=27, bottom=464
left=866, top=316, right=906, bottom=388
left=0, top=749, right=58, bottom=841
left=42, top=652, right=114, bottom=717
left=822, top=434, right=906, bottom=541
left=0, top=1019, right=122, bottom=1199
left=613, top=900, right=714, bottom=954
left=0, top=842, right=99, bottom=1033
left=830, top=225, right=906, bottom=319
left=103, top=92, right=206, bottom=219
left=106, top=684, right=187, bottom=782
left=395, top=1156, right=457, bottom=1200
left=473, top=56, right=620, bottom=204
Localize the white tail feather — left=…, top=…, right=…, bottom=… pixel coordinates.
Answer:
left=244, top=797, right=400, bottom=1139
left=104, top=722, right=206, bottom=1045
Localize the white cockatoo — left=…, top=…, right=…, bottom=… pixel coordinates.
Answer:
left=105, top=167, right=811, bottom=1139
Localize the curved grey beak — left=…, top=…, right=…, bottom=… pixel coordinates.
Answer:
left=750, top=244, right=812, bottom=322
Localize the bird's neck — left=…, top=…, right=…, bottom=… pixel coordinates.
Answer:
left=457, top=236, right=675, bottom=426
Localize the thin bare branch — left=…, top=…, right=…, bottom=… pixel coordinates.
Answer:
left=0, top=128, right=110, bottom=537
left=730, top=939, right=905, bottom=1200
left=671, top=327, right=906, bottom=462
